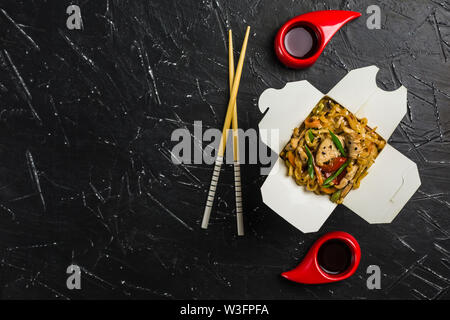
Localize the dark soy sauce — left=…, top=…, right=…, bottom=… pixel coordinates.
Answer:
left=284, top=26, right=318, bottom=58
left=317, top=239, right=352, bottom=275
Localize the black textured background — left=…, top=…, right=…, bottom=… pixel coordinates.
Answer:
left=0, top=0, right=449, bottom=300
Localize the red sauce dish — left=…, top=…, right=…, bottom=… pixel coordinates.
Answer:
left=281, top=231, right=361, bottom=284
left=275, top=10, right=361, bottom=69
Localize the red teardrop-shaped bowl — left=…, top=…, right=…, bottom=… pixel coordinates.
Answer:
left=275, top=10, right=361, bottom=69
left=281, top=231, right=361, bottom=284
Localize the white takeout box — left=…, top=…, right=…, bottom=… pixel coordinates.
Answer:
left=258, top=66, right=421, bottom=233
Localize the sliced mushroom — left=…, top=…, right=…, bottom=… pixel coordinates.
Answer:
left=335, top=165, right=358, bottom=189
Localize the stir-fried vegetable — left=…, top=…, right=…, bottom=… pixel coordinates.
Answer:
left=320, top=186, right=336, bottom=194
left=331, top=189, right=342, bottom=202
left=329, top=130, right=347, bottom=157
left=307, top=129, right=315, bottom=143
left=287, top=151, right=295, bottom=167
left=313, top=102, right=325, bottom=115
left=304, top=145, right=314, bottom=179
left=321, top=156, right=347, bottom=173
left=322, top=159, right=351, bottom=186
left=314, top=164, right=323, bottom=185
left=305, top=117, right=321, bottom=128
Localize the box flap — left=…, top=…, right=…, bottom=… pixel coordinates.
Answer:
left=327, top=65, right=379, bottom=114
left=355, top=86, right=407, bottom=140
left=328, top=65, right=407, bottom=140
left=258, top=81, right=323, bottom=153
left=343, top=144, right=421, bottom=223
left=261, top=159, right=337, bottom=233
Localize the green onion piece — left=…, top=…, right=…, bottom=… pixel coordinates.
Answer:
left=308, top=129, right=315, bottom=142
left=304, top=145, right=314, bottom=179
left=329, top=130, right=347, bottom=157
left=314, top=102, right=324, bottom=115
left=323, top=159, right=351, bottom=186
left=331, top=190, right=342, bottom=203
left=308, top=166, right=314, bottom=179
left=304, top=145, right=313, bottom=162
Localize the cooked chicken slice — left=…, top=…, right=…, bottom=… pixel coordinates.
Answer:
left=346, top=132, right=364, bottom=159
left=315, top=136, right=344, bottom=166
left=335, top=165, right=358, bottom=189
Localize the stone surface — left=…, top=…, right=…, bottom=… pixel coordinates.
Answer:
left=0, top=0, right=449, bottom=299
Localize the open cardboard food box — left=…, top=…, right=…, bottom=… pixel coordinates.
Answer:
left=258, top=66, right=421, bottom=233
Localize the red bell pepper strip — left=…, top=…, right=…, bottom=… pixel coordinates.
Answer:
left=321, top=156, right=347, bottom=173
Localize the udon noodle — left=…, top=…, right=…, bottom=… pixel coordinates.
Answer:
left=280, top=97, right=386, bottom=203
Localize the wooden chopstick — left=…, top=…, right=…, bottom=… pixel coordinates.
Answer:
left=201, top=26, right=250, bottom=230
left=228, top=30, right=244, bottom=236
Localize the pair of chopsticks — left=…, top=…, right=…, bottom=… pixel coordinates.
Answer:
left=201, top=26, right=250, bottom=236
